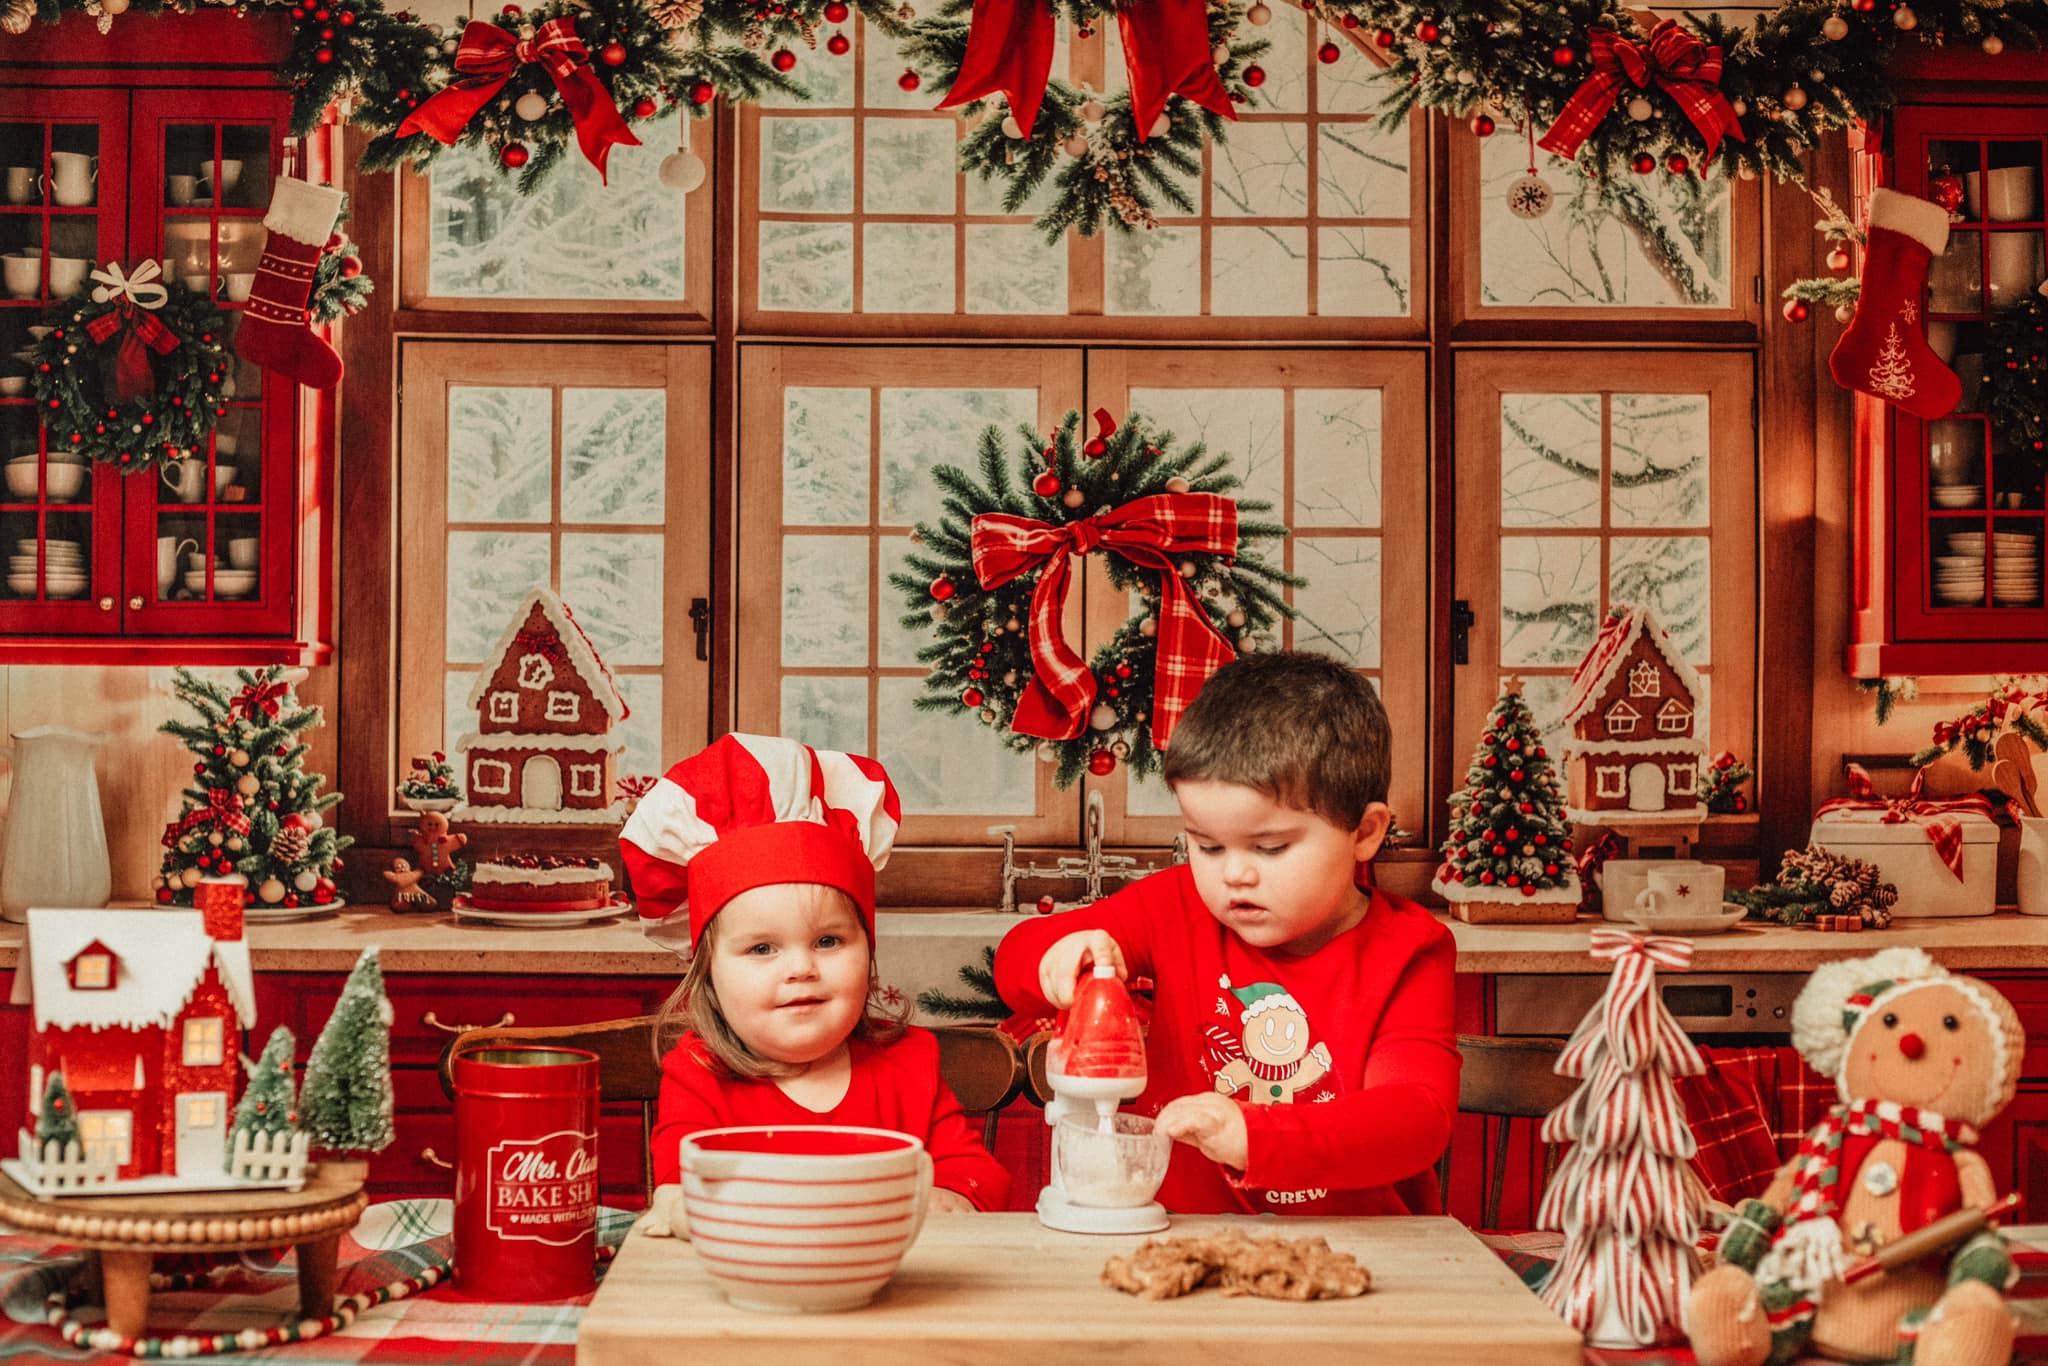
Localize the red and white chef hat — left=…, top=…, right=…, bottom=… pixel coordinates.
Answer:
left=620, top=733, right=901, bottom=953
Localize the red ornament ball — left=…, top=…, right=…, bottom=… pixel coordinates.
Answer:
left=1782, top=297, right=1810, bottom=323
left=1083, top=436, right=1107, bottom=458
left=771, top=48, right=797, bottom=72
left=929, top=574, right=955, bottom=601
left=1506, top=738, right=1520, bottom=752
left=961, top=687, right=984, bottom=708
left=827, top=32, right=849, bottom=54
left=1243, top=64, right=1266, bottom=87
left=284, top=893, right=300, bottom=908
left=1416, top=20, right=1439, bottom=42
left=690, top=80, right=717, bottom=105
left=1088, top=749, right=1117, bottom=776
left=1033, top=471, right=1062, bottom=497
left=340, top=255, right=362, bottom=279
left=1827, top=245, right=1852, bottom=271
left=1374, top=27, right=1394, bottom=47
left=632, top=96, right=658, bottom=117
left=1631, top=151, right=1656, bottom=174
left=1545, top=863, right=1560, bottom=877
left=825, top=0, right=849, bottom=17
left=1318, top=40, right=1340, bottom=64
left=1469, top=113, right=1495, bottom=137
left=315, top=46, right=333, bottom=63
left=1551, top=45, right=1575, bottom=65
left=156, top=887, right=174, bottom=903
left=1665, top=151, right=1689, bottom=175
left=1478, top=870, right=1496, bottom=886
left=500, top=142, right=530, bottom=168
left=600, top=39, right=626, bottom=65
left=1036, top=894, right=1056, bottom=915
left=898, top=68, right=921, bottom=92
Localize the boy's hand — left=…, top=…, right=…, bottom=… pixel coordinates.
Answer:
left=1038, top=930, right=1125, bottom=1008
left=929, top=1187, right=976, bottom=1213
left=1155, top=1092, right=1250, bottom=1172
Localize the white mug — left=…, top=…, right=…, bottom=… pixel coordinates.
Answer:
left=200, top=159, right=243, bottom=196
left=3, top=167, right=37, bottom=205
left=224, top=272, right=255, bottom=303
left=227, top=536, right=258, bottom=570
left=167, top=174, right=197, bottom=207
left=47, top=152, right=94, bottom=208
left=1, top=254, right=39, bottom=301
left=45, top=257, right=86, bottom=299
left=159, top=458, right=208, bottom=504
left=1633, top=864, right=1728, bottom=922
left=1988, top=232, right=2044, bottom=305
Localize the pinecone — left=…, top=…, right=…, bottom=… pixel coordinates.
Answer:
left=649, top=0, right=703, bottom=30
left=270, top=825, right=311, bottom=866
left=1, top=0, right=33, bottom=35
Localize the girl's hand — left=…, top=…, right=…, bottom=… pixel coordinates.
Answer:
left=929, top=1187, right=976, bottom=1213
left=1156, top=1092, right=1249, bottom=1172
left=1039, top=930, right=1125, bottom=1008
left=634, top=1183, right=687, bottom=1239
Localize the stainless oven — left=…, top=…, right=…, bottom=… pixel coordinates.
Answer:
left=1495, top=973, right=1805, bottom=1042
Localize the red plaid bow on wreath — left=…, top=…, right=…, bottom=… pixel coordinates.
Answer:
left=970, top=491, right=1238, bottom=750
left=1538, top=19, right=1746, bottom=162
left=395, top=16, right=641, bottom=181
left=1815, top=763, right=1996, bottom=882
left=82, top=263, right=180, bottom=406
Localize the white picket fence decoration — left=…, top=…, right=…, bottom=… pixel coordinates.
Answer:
left=16, top=1128, right=117, bottom=1189
left=229, top=1128, right=310, bottom=1183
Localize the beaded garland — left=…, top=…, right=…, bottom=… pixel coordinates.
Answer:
left=26, top=283, right=233, bottom=473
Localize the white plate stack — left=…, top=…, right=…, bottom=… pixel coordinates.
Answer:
left=1993, top=530, right=2041, bottom=605
left=1935, top=533, right=1988, bottom=605
left=7, top=538, right=84, bottom=598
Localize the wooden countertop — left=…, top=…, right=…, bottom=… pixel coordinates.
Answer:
left=0, top=908, right=2043, bottom=977
left=579, top=1213, right=1583, bottom=1366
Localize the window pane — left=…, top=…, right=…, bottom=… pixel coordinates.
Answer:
left=444, top=670, right=477, bottom=759
left=1294, top=388, right=1382, bottom=526
left=1500, top=535, right=1601, bottom=667
left=1106, top=228, right=1202, bottom=315
left=1611, top=393, right=1711, bottom=528
left=1515, top=673, right=1573, bottom=753
left=1316, top=125, right=1406, bottom=210
left=864, top=120, right=956, bottom=214
left=880, top=536, right=937, bottom=669
left=759, top=117, right=855, bottom=213
left=561, top=533, right=663, bottom=666
left=784, top=387, right=872, bottom=525
left=878, top=388, right=1038, bottom=527
left=447, top=387, right=551, bottom=523
left=1479, top=140, right=1731, bottom=308
left=1293, top=536, right=1382, bottom=667
left=864, top=224, right=955, bottom=313
left=965, top=225, right=1065, bottom=313
left=1212, top=123, right=1308, bottom=219
left=426, top=136, right=684, bottom=301
left=1611, top=535, right=1712, bottom=661
left=1501, top=393, right=1601, bottom=528
left=613, top=674, right=664, bottom=782
left=446, top=532, right=551, bottom=662
left=562, top=389, right=665, bottom=525
left=1129, top=387, right=1285, bottom=513
left=758, top=221, right=853, bottom=311
left=877, top=677, right=1034, bottom=814
left=1317, top=227, right=1411, bottom=315
left=782, top=534, right=868, bottom=665
left=1212, top=227, right=1306, bottom=314
left=782, top=674, right=868, bottom=755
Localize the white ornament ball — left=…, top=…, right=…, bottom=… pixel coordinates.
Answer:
left=443, top=36, right=459, bottom=53
left=1139, top=616, right=1157, bottom=637
left=1001, top=114, right=1025, bottom=139
left=1110, top=740, right=1131, bottom=759
left=1149, top=113, right=1170, bottom=139
left=1079, top=99, right=1105, bottom=123
left=258, top=877, right=286, bottom=904
left=1626, top=95, right=1652, bottom=122
left=230, top=748, right=249, bottom=767
left=1062, top=487, right=1086, bottom=508
left=1984, top=33, right=2005, bottom=55
left=931, top=601, right=951, bottom=623
left=227, top=836, right=244, bottom=852
left=1062, top=132, right=1088, bottom=157
left=1212, top=43, right=1229, bottom=65
left=294, top=870, right=318, bottom=893
left=1089, top=703, right=1119, bottom=731
left=1894, top=5, right=1917, bottom=31
left=181, top=867, right=203, bottom=888
left=1226, top=607, right=1247, bottom=628
left=1246, top=2, right=1270, bottom=24
left=978, top=707, right=996, bottom=723
left=1037, top=741, right=1059, bottom=763
left=236, top=774, right=260, bottom=796
left=1164, top=475, right=1191, bottom=493
left=657, top=149, right=707, bottom=193
left=1836, top=302, right=1856, bottom=323
left=102, top=0, right=130, bottom=13
left=1782, top=85, right=1808, bottom=111
left=1177, top=559, right=1197, bottom=578
left=515, top=91, right=549, bottom=122
left=1003, top=670, right=1017, bottom=685
left=303, top=808, right=322, bottom=829
left=1822, top=14, right=1848, bottom=40
left=1731, top=98, right=1747, bottom=116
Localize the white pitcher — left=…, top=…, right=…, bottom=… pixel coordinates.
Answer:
left=0, top=726, right=110, bottom=922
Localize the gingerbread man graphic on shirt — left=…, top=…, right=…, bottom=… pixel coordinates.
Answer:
left=1211, top=980, right=1331, bottom=1105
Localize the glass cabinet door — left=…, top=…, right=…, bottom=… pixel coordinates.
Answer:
left=0, top=89, right=127, bottom=637
left=126, top=90, right=293, bottom=635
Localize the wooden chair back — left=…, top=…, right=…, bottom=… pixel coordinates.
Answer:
left=437, top=1016, right=1031, bottom=1199
left=1437, top=1035, right=1578, bottom=1230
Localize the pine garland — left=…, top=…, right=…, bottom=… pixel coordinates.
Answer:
left=891, top=409, right=1299, bottom=788
left=1910, top=676, right=2048, bottom=769
left=1986, top=286, right=2048, bottom=464
left=916, top=945, right=1008, bottom=1020
left=1730, top=844, right=1897, bottom=926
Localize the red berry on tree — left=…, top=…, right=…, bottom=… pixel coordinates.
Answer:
left=1088, top=749, right=1116, bottom=776
left=1242, top=64, right=1265, bottom=87
left=601, top=39, right=627, bottom=65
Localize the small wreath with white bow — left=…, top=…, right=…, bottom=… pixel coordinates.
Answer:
left=26, top=261, right=234, bottom=472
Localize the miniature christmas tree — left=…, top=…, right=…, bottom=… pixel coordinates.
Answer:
left=156, top=666, right=352, bottom=912
left=1431, top=678, right=1581, bottom=922
left=300, top=947, right=395, bottom=1154
left=1536, top=929, right=1709, bottom=1348
left=1701, top=751, right=1754, bottom=814
left=35, top=1071, right=79, bottom=1150
left=227, top=1025, right=299, bottom=1164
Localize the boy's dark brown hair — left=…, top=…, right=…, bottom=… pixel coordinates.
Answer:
left=1161, top=650, right=1391, bottom=829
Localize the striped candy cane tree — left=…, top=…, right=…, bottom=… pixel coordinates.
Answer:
left=1536, top=928, right=1709, bottom=1348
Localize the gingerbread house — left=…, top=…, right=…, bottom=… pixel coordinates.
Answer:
left=454, top=588, right=629, bottom=825
left=11, top=906, right=255, bottom=1181
left=1559, top=604, right=1706, bottom=820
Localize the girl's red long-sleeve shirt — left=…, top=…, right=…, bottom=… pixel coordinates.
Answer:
left=650, top=1026, right=1011, bottom=1211
left=995, top=864, right=1458, bottom=1216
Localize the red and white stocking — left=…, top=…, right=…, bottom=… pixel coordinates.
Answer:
left=234, top=178, right=344, bottom=391
left=1827, top=188, right=1960, bottom=420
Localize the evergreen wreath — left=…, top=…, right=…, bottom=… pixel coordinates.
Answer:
left=892, top=408, right=1299, bottom=788
left=26, top=281, right=233, bottom=473
left=1986, top=284, right=2048, bottom=464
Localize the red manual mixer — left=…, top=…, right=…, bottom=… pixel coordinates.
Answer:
left=1037, top=964, right=1171, bottom=1234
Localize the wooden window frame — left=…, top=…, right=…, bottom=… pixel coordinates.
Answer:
left=1449, top=349, right=1758, bottom=801
left=394, top=340, right=714, bottom=827
left=736, top=22, right=1426, bottom=340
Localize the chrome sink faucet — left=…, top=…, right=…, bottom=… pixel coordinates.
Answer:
left=989, top=790, right=1152, bottom=912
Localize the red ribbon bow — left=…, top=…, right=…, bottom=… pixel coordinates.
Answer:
left=1538, top=19, right=1745, bottom=163
left=395, top=17, right=641, bottom=182
left=971, top=490, right=1238, bottom=750
left=84, top=301, right=178, bottom=406
left=940, top=0, right=1233, bottom=143
left=1816, top=763, right=1996, bottom=882
left=230, top=678, right=290, bottom=723
left=177, top=786, right=252, bottom=841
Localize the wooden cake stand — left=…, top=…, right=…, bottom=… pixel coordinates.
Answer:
left=0, top=1162, right=368, bottom=1338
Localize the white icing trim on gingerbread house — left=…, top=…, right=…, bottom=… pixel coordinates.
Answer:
left=1668, top=763, right=1698, bottom=795
left=462, top=588, right=629, bottom=724
left=453, top=731, right=623, bottom=754
left=1594, top=765, right=1627, bottom=799
left=1559, top=605, right=1705, bottom=735
left=1565, top=803, right=1707, bottom=824
left=568, top=762, right=603, bottom=798
left=1567, top=736, right=1708, bottom=757
left=545, top=691, right=582, bottom=723
left=11, top=909, right=254, bottom=1034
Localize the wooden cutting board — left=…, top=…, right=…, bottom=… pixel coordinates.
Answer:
left=577, top=1213, right=1584, bottom=1366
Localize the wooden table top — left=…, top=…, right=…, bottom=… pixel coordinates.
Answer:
left=0, top=1162, right=366, bottom=1253
left=577, top=1213, right=1584, bottom=1366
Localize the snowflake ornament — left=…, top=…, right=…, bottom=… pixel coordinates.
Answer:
left=1506, top=172, right=1554, bottom=220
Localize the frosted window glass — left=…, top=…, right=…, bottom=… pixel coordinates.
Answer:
left=1500, top=394, right=1602, bottom=529
left=562, top=389, right=664, bottom=526
left=1611, top=393, right=1711, bottom=528
left=758, top=221, right=853, bottom=311
left=446, top=532, right=550, bottom=662
left=782, top=535, right=868, bottom=666
left=879, top=387, right=1037, bottom=527
left=782, top=674, right=869, bottom=755
left=1294, top=388, right=1382, bottom=527
left=1500, top=536, right=1601, bottom=668
left=447, top=387, right=550, bottom=524
left=783, top=387, right=872, bottom=526
left=877, top=677, right=1035, bottom=814
left=1106, top=227, right=1201, bottom=316
left=864, top=224, right=956, bottom=313
left=561, top=533, right=663, bottom=666
left=1293, top=536, right=1381, bottom=668
left=1212, top=226, right=1306, bottom=314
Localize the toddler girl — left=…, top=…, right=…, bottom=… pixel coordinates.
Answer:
left=622, top=734, right=1009, bottom=1231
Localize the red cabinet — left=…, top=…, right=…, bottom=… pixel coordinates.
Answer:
left=0, top=14, right=333, bottom=663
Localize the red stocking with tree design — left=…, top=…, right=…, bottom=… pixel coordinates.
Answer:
left=1827, top=188, right=1960, bottom=420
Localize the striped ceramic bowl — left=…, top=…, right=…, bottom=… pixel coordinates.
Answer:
left=680, top=1125, right=933, bottom=1312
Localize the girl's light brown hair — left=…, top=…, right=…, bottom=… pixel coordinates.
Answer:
left=651, top=882, right=908, bottom=1080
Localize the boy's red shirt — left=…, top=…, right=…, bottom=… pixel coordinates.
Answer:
left=995, top=864, right=1459, bottom=1216
left=651, top=1026, right=1012, bottom=1211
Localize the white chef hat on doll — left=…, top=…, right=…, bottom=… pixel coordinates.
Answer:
left=619, top=733, right=900, bottom=955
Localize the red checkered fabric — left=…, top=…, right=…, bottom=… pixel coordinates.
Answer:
left=1815, top=763, right=1996, bottom=882
left=1676, top=1046, right=1839, bottom=1203
left=1537, top=19, right=1744, bottom=163
left=971, top=491, right=1238, bottom=750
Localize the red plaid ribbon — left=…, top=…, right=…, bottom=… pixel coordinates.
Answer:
left=970, top=491, right=1238, bottom=749
left=395, top=17, right=641, bottom=182
left=84, top=300, right=178, bottom=406
left=514, top=626, right=569, bottom=665
left=1538, top=19, right=1746, bottom=162
left=1816, top=763, right=1995, bottom=882
left=230, top=678, right=290, bottom=723
left=176, top=785, right=252, bottom=840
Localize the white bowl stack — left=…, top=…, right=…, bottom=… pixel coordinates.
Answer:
left=1935, top=533, right=1988, bottom=605
left=185, top=566, right=257, bottom=599
left=7, top=538, right=84, bottom=598
left=1993, top=530, right=2041, bottom=606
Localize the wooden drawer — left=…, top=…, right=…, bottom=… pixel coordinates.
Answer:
left=371, top=1069, right=649, bottom=1202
